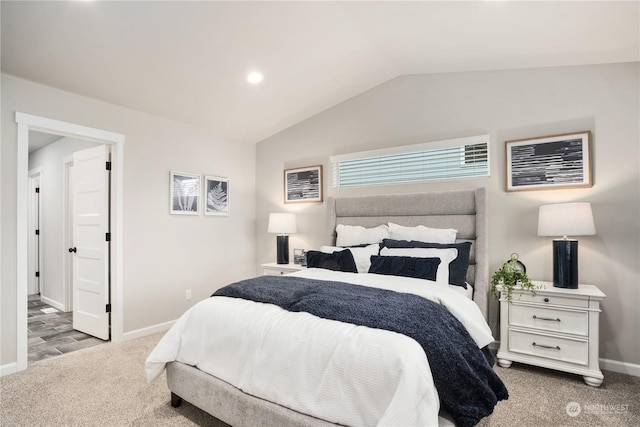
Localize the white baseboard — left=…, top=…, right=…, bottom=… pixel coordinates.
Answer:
left=600, top=358, right=640, bottom=377
left=122, top=320, right=175, bottom=342
left=0, top=362, right=18, bottom=377
left=40, top=296, right=65, bottom=312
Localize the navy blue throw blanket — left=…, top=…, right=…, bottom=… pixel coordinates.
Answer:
left=213, top=275, right=508, bottom=427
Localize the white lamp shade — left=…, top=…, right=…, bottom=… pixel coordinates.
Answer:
left=268, top=213, right=297, bottom=234
left=538, top=202, right=596, bottom=238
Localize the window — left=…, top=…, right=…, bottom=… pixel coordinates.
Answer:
left=331, top=135, right=489, bottom=188
left=464, top=143, right=489, bottom=165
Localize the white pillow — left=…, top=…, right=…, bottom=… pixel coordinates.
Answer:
left=336, top=224, right=390, bottom=247
left=379, top=247, right=458, bottom=286
left=320, top=244, right=380, bottom=274
left=388, top=222, right=457, bottom=244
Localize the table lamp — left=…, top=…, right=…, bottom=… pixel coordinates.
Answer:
left=538, top=202, right=596, bottom=288
left=268, top=213, right=297, bottom=264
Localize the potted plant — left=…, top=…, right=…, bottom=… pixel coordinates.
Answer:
left=490, top=253, right=536, bottom=302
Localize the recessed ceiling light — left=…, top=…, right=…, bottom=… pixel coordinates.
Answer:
left=247, top=71, right=264, bottom=84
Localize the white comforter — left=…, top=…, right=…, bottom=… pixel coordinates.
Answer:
left=145, top=269, right=494, bottom=427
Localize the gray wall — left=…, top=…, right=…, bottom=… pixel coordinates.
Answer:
left=256, top=63, right=640, bottom=367
left=1, top=74, right=256, bottom=367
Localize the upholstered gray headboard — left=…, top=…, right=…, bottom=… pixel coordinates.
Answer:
left=326, top=188, right=489, bottom=319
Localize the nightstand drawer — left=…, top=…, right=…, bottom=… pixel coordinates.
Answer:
left=510, top=304, right=588, bottom=336
left=261, top=263, right=305, bottom=276
left=513, top=293, right=588, bottom=309
left=263, top=269, right=287, bottom=276
left=509, top=330, right=588, bottom=366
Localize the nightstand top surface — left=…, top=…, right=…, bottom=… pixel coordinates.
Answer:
left=496, top=282, right=605, bottom=299
left=261, top=262, right=305, bottom=270
left=530, top=281, right=605, bottom=298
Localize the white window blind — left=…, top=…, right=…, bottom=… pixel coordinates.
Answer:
left=331, top=135, right=489, bottom=188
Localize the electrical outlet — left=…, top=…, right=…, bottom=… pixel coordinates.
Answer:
left=185, top=289, right=192, bottom=300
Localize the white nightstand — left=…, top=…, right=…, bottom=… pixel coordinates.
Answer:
left=261, top=262, right=305, bottom=276
left=496, top=282, right=606, bottom=387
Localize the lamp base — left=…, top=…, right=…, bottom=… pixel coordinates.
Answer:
left=276, top=235, right=289, bottom=264
left=552, top=239, right=578, bottom=288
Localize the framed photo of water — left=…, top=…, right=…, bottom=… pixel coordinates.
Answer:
left=505, top=131, right=592, bottom=192
left=284, top=165, right=323, bottom=203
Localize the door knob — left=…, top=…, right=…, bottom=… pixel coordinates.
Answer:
left=68, top=247, right=77, bottom=253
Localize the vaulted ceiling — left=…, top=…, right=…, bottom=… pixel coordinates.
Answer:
left=2, top=1, right=638, bottom=144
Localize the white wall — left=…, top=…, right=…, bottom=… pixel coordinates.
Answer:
left=256, top=63, right=640, bottom=367
left=1, top=74, right=256, bottom=367
left=28, top=137, right=100, bottom=307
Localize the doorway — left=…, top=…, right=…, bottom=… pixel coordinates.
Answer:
left=27, top=142, right=111, bottom=363
left=14, top=112, right=125, bottom=373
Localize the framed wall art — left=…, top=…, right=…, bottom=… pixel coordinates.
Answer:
left=170, top=171, right=200, bottom=215
left=204, top=175, right=229, bottom=216
left=293, top=248, right=306, bottom=265
left=284, top=165, right=323, bottom=203
left=505, top=131, right=592, bottom=192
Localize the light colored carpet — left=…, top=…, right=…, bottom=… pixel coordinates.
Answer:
left=1, top=333, right=223, bottom=426
left=1, top=332, right=638, bottom=426
left=480, top=363, right=639, bottom=427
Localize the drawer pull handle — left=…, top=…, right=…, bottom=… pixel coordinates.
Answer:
left=544, top=298, right=549, bottom=303
left=532, top=315, right=561, bottom=322
left=532, top=342, right=561, bottom=350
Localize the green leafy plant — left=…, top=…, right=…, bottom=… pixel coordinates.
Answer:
left=490, top=254, right=535, bottom=302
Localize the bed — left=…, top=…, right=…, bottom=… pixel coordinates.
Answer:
left=146, top=188, right=505, bottom=426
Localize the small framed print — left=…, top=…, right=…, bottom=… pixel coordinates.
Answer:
left=505, top=131, right=592, bottom=192
left=293, top=248, right=306, bottom=265
left=170, top=171, right=200, bottom=215
left=284, top=165, right=323, bottom=203
left=204, top=176, right=229, bottom=216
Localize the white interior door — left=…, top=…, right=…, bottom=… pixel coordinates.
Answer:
left=64, top=158, right=74, bottom=311
left=27, top=172, right=41, bottom=295
left=71, top=144, right=110, bottom=340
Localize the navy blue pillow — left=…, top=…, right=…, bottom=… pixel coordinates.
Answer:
left=381, top=239, right=472, bottom=288
left=368, top=255, right=441, bottom=282
left=306, top=250, right=358, bottom=273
